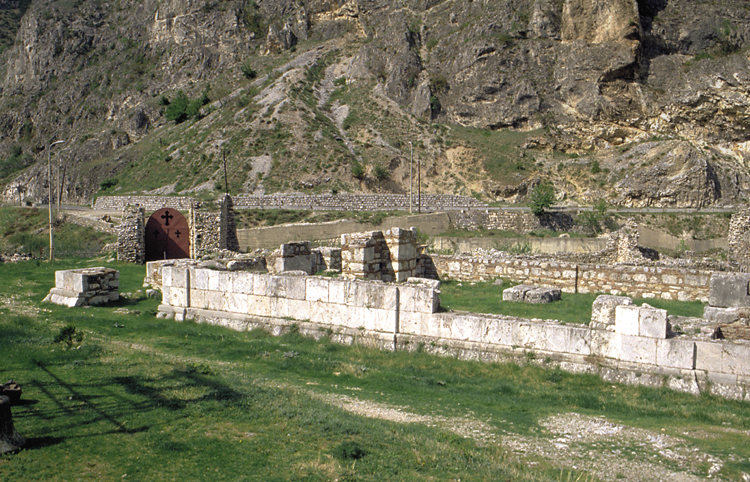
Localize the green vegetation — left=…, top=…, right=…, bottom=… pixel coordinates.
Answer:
left=0, top=260, right=747, bottom=481
left=440, top=279, right=707, bottom=321
left=0, top=207, right=115, bottom=257
left=0, top=145, right=34, bottom=181
left=0, top=0, right=31, bottom=54
left=164, top=90, right=211, bottom=123
left=528, top=181, right=555, bottom=216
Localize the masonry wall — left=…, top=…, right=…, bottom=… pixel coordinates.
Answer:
left=117, top=206, right=145, bottom=263
left=430, top=255, right=713, bottom=302
left=158, top=267, right=750, bottom=401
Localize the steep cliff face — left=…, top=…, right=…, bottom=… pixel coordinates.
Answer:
left=0, top=0, right=749, bottom=208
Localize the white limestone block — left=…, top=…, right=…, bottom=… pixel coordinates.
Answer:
left=205, top=291, right=224, bottom=311
left=383, top=285, right=398, bottom=311
left=247, top=294, right=271, bottom=317
left=224, top=290, right=249, bottom=314
left=169, top=287, right=189, bottom=308
left=253, top=274, right=269, bottom=297
left=590, top=330, right=619, bottom=359
left=286, top=299, right=311, bottom=320
left=695, top=341, right=723, bottom=372
left=656, top=339, right=696, bottom=370
left=485, top=319, right=514, bottom=346
left=397, top=310, right=423, bottom=336
left=162, top=267, right=174, bottom=288
left=232, top=272, right=254, bottom=294
left=328, top=279, right=347, bottom=304
left=451, top=315, right=484, bottom=342
left=398, top=285, right=417, bottom=312
left=192, top=268, right=210, bottom=290
left=615, top=305, right=640, bottom=336
left=545, top=325, right=590, bottom=355
left=207, top=270, right=222, bottom=292
left=591, top=295, right=632, bottom=328
left=618, top=334, right=657, bottom=365
left=191, top=289, right=207, bottom=310
left=266, top=276, right=287, bottom=298
left=514, top=322, right=545, bottom=350
left=722, top=343, right=750, bottom=376
left=285, top=275, right=307, bottom=300
left=639, top=305, right=668, bottom=339
left=306, top=278, right=330, bottom=303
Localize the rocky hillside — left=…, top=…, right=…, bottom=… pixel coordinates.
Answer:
left=1, top=0, right=749, bottom=208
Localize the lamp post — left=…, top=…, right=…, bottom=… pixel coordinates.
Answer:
left=48, top=140, right=65, bottom=262
left=409, top=142, right=413, bottom=213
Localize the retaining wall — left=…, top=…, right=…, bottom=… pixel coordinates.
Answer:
left=157, top=267, right=750, bottom=401
left=430, top=255, right=713, bottom=302
left=430, top=236, right=608, bottom=254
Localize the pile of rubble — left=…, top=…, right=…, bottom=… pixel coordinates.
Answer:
left=0, top=253, right=35, bottom=263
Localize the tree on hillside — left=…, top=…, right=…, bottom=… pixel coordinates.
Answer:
left=529, top=181, right=555, bottom=216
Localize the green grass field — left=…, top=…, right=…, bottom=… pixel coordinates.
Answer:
left=1, top=260, right=748, bottom=481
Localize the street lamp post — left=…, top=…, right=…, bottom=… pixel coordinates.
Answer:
left=409, top=142, right=413, bottom=213
left=48, top=140, right=65, bottom=262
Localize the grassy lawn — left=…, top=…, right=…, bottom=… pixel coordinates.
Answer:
left=439, top=280, right=706, bottom=324
left=0, top=260, right=745, bottom=481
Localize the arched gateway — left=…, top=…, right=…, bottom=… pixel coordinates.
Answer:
left=145, top=208, right=190, bottom=261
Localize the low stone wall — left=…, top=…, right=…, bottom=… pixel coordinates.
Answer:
left=157, top=267, right=750, bottom=400
left=43, top=267, right=119, bottom=307
left=430, top=255, right=713, bottom=302
left=430, top=236, right=608, bottom=254
left=95, top=194, right=486, bottom=213
left=233, top=194, right=486, bottom=211
left=449, top=210, right=576, bottom=233
left=94, top=195, right=194, bottom=211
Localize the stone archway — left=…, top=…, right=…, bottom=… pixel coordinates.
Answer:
left=145, top=208, right=190, bottom=262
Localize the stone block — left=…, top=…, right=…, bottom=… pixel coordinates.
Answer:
left=162, top=267, right=174, bottom=288
left=502, top=284, right=560, bottom=304
left=207, top=270, right=222, bottom=292
left=722, top=343, right=750, bottom=376
left=191, top=289, right=207, bottom=310
left=266, top=276, right=287, bottom=298
left=545, top=325, right=590, bottom=355
left=485, top=318, right=515, bottom=346
left=639, top=305, right=669, bottom=339
left=224, top=290, right=249, bottom=314
left=419, top=313, right=441, bottom=338
left=247, top=294, right=271, bottom=317
left=591, top=295, right=633, bottom=329
left=170, top=268, right=189, bottom=289
left=275, top=255, right=314, bottom=274
left=382, top=285, right=399, bottom=311
left=286, top=299, right=312, bottom=320
left=232, top=272, right=254, bottom=294
left=398, top=310, right=424, bottom=336
left=253, top=275, right=269, bottom=297
left=514, top=322, right=546, bottom=350
left=329, top=279, right=348, bottom=305
left=656, top=339, right=696, bottom=369
left=695, top=341, right=723, bottom=372
left=192, top=268, right=210, bottom=290
left=618, top=335, right=657, bottom=365
left=169, top=287, right=189, bottom=308
left=703, top=306, right=743, bottom=324
left=590, top=330, right=619, bottom=359
left=306, top=278, right=330, bottom=303
left=205, top=291, right=224, bottom=312
left=615, top=305, right=640, bottom=336
left=709, top=273, right=750, bottom=308
left=450, top=315, right=484, bottom=342
left=284, top=275, right=307, bottom=300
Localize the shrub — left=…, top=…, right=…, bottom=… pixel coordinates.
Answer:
left=528, top=181, right=555, bottom=216
left=55, top=325, right=83, bottom=346
left=590, top=160, right=601, bottom=174
left=351, top=160, right=365, bottom=180
left=334, top=441, right=367, bottom=460
left=100, top=178, right=118, bottom=190
left=373, top=164, right=389, bottom=181
left=240, top=63, right=257, bottom=79
left=165, top=90, right=210, bottom=123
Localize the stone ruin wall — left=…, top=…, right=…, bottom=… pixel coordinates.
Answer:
left=157, top=266, right=750, bottom=401
left=450, top=210, right=577, bottom=233
left=728, top=208, right=750, bottom=270
left=341, top=228, right=419, bottom=282
left=431, top=255, right=712, bottom=302
left=117, top=206, right=145, bottom=264
left=117, top=196, right=240, bottom=264
left=95, top=194, right=487, bottom=212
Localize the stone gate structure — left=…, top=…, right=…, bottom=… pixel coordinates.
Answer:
left=117, top=194, right=239, bottom=264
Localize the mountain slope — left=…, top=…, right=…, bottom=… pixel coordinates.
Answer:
left=1, top=0, right=749, bottom=208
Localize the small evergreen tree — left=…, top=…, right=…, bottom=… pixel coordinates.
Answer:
left=529, top=181, right=555, bottom=216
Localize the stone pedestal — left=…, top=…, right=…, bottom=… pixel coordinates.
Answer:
left=43, top=267, right=119, bottom=307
